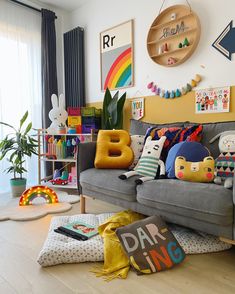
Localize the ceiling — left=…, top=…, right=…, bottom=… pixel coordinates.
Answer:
left=40, top=0, right=88, bottom=11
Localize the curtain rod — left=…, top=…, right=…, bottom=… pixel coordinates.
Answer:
left=9, top=0, right=57, bottom=18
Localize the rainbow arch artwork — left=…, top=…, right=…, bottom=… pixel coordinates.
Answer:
left=100, top=20, right=133, bottom=90
left=104, top=47, right=132, bottom=90
left=19, top=186, right=59, bottom=206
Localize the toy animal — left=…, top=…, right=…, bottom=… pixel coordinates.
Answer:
left=47, top=94, right=68, bottom=134
left=175, top=156, right=215, bottom=183
left=210, top=131, right=235, bottom=189
left=119, top=136, right=166, bottom=185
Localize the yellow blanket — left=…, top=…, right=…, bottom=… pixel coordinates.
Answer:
left=91, top=210, right=144, bottom=281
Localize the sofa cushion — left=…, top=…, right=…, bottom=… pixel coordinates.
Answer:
left=137, top=180, right=233, bottom=226
left=184, top=121, right=235, bottom=158
left=145, top=125, right=203, bottom=160
left=130, top=119, right=184, bottom=136
left=80, top=168, right=139, bottom=202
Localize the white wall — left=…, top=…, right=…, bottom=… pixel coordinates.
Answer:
left=64, top=0, right=235, bottom=103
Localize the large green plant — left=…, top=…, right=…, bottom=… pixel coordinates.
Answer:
left=0, top=111, right=38, bottom=179
left=102, top=88, right=126, bottom=129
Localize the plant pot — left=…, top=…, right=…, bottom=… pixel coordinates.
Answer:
left=57, top=126, right=66, bottom=134
left=10, top=178, right=26, bottom=197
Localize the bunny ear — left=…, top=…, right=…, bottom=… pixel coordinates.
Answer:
left=51, top=94, right=58, bottom=108
left=59, top=94, right=65, bottom=109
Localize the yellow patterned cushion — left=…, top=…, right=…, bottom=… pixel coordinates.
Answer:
left=175, top=156, right=215, bottom=182
left=95, top=130, right=133, bottom=169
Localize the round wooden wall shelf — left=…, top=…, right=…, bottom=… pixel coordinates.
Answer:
left=147, top=5, right=201, bottom=67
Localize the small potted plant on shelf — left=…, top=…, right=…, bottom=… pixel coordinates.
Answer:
left=57, top=123, right=67, bottom=134
left=0, top=111, right=38, bottom=197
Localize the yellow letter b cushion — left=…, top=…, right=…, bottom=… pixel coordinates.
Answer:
left=95, top=130, right=133, bottom=169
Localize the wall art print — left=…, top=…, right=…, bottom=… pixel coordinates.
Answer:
left=212, top=20, right=235, bottom=61
left=195, top=87, right=230, bottom=114
left=131, top=98, right=144, bottom=120
left=100, top=20, right=134, bottom=91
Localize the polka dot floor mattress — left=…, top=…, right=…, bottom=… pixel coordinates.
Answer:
left=37, top=213, right=232, bottom=267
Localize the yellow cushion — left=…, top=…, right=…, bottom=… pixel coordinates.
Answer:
left=95, top=130, right=133, bottom=169
left=175, top=156, right=215, bottom=182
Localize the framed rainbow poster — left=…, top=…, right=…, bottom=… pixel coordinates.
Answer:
left=100, top=20, right=134, bottom=91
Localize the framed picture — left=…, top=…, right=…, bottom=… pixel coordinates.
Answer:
left=100, top=20, right=134, bottom=91
left=195, top=86, right=230, bottom=114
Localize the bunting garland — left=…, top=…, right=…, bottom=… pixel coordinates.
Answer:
left=147, top=74, right=202, bottom=99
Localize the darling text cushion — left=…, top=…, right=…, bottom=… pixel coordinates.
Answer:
left=95, top=130, right=133, bottom=169
left=175, top=156, right=215, bottom=183
left=116, top=215, right=185, bottom=275
left=166, top=141, right=211, bottom=178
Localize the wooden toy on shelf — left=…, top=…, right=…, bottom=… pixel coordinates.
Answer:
left=147, top=4, right=201, bottom=67
left=167, top=57, right=177, bottom=65
left=183, top=37, right=190, bottom=47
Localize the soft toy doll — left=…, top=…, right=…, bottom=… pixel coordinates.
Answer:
left=47, top=94, right=68, bottom=134
left=210, top=131, right=235, bottom=189
left=119, top=136, right=166, bottom=185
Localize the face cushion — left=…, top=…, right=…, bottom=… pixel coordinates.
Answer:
left=145, top=125, right=203, bottom=160
left=95, top=130, right=133, bottom=169
left=116, top=216, right=185, bottom=275
left=166, top=141, right=211, bottom=178
left=129, top=135, right=145, bottom=170
left=175, top=156, right=215, bottom=182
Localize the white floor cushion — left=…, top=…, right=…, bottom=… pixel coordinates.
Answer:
left=37, top=213, right=113, bottom=267
left=38, top=213, right=231, bottom=267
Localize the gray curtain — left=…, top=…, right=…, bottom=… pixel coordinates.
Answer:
left=41, top=9, right=58, bottom=129
left=64, top=27, right=85, bottom=107
left=41, top=9, right=58, bottom=178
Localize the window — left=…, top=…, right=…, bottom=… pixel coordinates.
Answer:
left=0, top=0, right=42, bottom=192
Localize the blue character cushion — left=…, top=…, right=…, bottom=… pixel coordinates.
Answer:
left=166, top=141, right=210, bottom=178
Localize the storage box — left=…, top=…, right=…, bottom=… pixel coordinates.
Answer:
left=81, top=107, right=102, bottom=117
left=67, top=107, right=81, bottom=116
left=82, top=123, right=96, bottom=134
left=68, top=116, right=81, bottom=126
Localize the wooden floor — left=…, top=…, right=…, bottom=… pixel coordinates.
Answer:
left=0, top=193, right=235, bottom=294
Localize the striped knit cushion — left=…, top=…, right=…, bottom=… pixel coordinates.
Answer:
left=135, top=156, right=159, bottom=177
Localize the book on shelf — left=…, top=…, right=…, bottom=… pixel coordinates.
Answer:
left=54, top=221, right=98, bottom=241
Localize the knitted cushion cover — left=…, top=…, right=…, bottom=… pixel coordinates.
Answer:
left=145, top=125, right=203, bottom=160
left=129, top=135, right=145, bottom=170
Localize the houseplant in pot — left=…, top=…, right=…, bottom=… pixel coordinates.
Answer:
left=102, top=88, right=126, bottom=129
left=0, top=111, right=38, bottom=197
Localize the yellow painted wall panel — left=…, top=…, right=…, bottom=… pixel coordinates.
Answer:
left=88, top=86, right=235, bottom=131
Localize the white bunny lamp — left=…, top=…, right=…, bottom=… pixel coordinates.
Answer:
left=47, top=94, right=68, bottom=135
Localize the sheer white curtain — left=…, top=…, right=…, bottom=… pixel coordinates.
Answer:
left=0, top=0, right=42, bottom=193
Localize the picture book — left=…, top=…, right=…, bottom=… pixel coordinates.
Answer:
left=58, top=221, right=98, bottom=240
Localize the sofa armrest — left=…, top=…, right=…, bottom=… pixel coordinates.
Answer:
left=77, top=142, right=96, bottom=194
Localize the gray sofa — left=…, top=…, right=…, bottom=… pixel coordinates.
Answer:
left=78, top=119, right=235, bottom=243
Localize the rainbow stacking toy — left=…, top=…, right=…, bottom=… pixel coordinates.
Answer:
left=19, top=185, right=59, bottom=206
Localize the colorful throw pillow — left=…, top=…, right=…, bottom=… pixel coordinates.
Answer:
left=95, top=130, right=133, bottom=169
left=129, top=135, right=145, bottom=169
left=116, top=216, right=185, bottom=275
left=175, top=156, right=215, bottom=183
left=166, top=141, right=211, bottom=178
left=145, top=125, right=203, bottom=160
